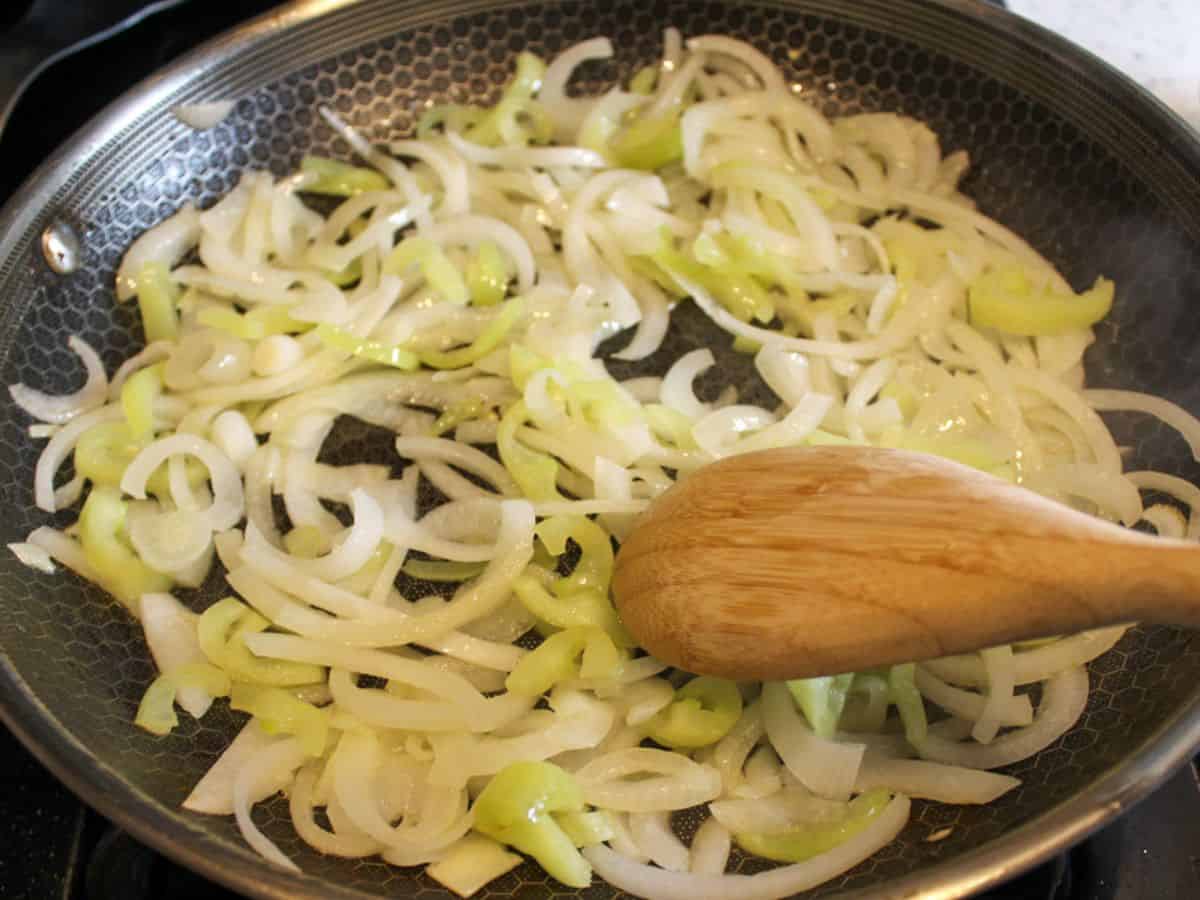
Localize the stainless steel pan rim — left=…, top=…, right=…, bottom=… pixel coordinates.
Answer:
left=2, top=1, right=1199, bottom=897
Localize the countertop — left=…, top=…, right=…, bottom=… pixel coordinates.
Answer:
left=1009, top=0, right=1200, bottom=131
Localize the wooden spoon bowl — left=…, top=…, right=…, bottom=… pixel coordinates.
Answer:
left=612, top=446, right=1200, bottom=681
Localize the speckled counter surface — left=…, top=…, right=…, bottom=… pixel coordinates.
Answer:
left=1009, top=0, right=1200, bottom=130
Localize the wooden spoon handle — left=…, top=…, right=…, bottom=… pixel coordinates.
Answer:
left=613, top=447, right=1200, bottom=681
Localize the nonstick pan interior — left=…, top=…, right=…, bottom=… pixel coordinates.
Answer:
left=1, top=1, right=1200, bottom=898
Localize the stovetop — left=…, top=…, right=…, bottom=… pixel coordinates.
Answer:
left=1, top=1, right=1199, bottom=898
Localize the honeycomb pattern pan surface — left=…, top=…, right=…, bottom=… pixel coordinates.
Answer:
left=2, top=1, right=1200, bottom=898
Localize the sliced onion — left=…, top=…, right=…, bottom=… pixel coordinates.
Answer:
left=116, top=203, right=200, bottom=301
left=541, top=37, right=614, bottom=139
left=973, top=645, right=1016, bottom=744
left=8, top=540, right=55, bottom=573
left=630, top=811, right=690, bottom=872
left=854, top=756, right=1020, bottom=804
left=298, top=489, right=384, bottom=582
left=9, top=336, right=107, bottom=424
left=25, top=526, right=96, bottom=581
left=289, top=764, right=381, bottom=858
left=754, top=345, right=811, bottom=409
left=914, top=666, right=1033, bottom=727
left=121, top=433, right=244, bottom=531
left=140, top=592, right=212, bottom=718
left=395, top=437, right=518, bottom=496
left=1086, top=388, right=1200, bottom=462
left=710, top=702, right=765, bottom=794
left=184, top=720, right=283, bottom=814
left=761, top=682, right=864, bottom=801
left=661, top=348, right=715, bottom=419
left=709, top=788, right=854, bottom=835
left=173, top=101, right=235, bottom=130
left=689, top=817, right=731, bottom=875
left=924, top=626, right=1126, bottom=687
left=916, top=666, right=1089, bottom=769
left=575, top=748, right=722, bottom=812
left=232, top=736, right=308, bottom=871
left=128, top=504, right=214, bottom=576
left=35, top=404, right=124, bottom=512
left=584, top=795, right=910, bottom=900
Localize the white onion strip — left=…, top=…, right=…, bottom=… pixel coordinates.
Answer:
left=761, top=682, right=864, bottom=801
left=917, top=667, right=1089, bottom=769
left=9, top=336, right=107, bottom=424
left=584, top=795, right=910, bottom=900
left=121, top=433, right=244, bottom=531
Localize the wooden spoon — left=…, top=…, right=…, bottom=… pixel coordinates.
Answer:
left=612, top=445, right=1200, bottom=681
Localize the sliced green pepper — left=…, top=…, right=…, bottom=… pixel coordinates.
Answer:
left=735, top=789, right=893, bottom=863
left=644, top=675, right=743, bottom=749
left=535, top=516, right=614, bottom=597
left=473, top=761, right=592, bottom=888
left=134, top=662, right=232, bottom=736
left=120, top=363, right=163, bottom=441
left=78, top=486, right=172, bottom=610
left=300, top=155, right=389, bottom=196
left=197, top=304, right=309, bottom=340
left=505, top=627, right=621, bottom=695
left=198, top=596, right=325, bottom=687
left=889, top=663, right=928, bottom=745
left=787, top=673, right=855, bottom=739
left=230, top=682, right=328, bottom=756
left=382, top=236, right=469, bottom=304
left=467, top=241, right=510, bottom=306
left=402, top=558, right=487, bottom=582
left=968, top=267, right=1113, bottom=336
left=497, top=401, right=560, bottom=502
left=137, top=261, right=179, bottom=343
left=316, top=324, right=420, bottom=370
left=417, top=297, right=526, bottom=370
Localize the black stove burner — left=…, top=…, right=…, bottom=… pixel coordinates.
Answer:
left=1, top=1, right=1198, bottom=899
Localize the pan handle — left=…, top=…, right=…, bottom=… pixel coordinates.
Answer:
left=0, top=42, right=54, bottom=144
left=0, top=0, right=194, bottom=145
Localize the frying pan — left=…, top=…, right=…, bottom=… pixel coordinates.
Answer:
left=1, top=1, right=1199, bottom=897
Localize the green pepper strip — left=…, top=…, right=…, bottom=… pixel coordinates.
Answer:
left=198, top=305, right=310, bottom=340
left=645, top=675, right=743, bottom=749
left=735, top=789, right=893, bottom=863
left=402, top=558, right=487, bottom=582
left=787, top=673, right=855, bottom=739
left=75, top=422, right=146, bottom=487
left=137, top=261, right=180, bottom=343
left=555, top=810, right=613, bottom=847
left=134, top=662, right=232, bottom=736
left=120, top=363, right=163, bottom=441
left=535, top=516, right=614, bottom=597
left=316, top=323, right=420, bottom=370
left=464, top=53, right=548, bottom=148
left=651, top=234, right=775, bottom=324
left=968, top=267, right=1114, bottom=336
left=198, top=596, right=326, bottom=687
left=497, top=401, right=560, bottom=501
left=511, top=574, right=623, bottom=640
left=609, top=109, right=684, bottom=170
left=505, top=627, right=621, bottom=696
left=889, top=663, right=928, bottom=745
left=230, top=682, right=329, bottom=756
left=78, top=486, right=172, bottom=610
left=417, top=297, right=526, bottom=370
left=300, top=155, right=389, bottom=197
left=382, top=236, right=470, bottom=304
left=467, top=241, right=511, bottom=306
left=473, top=761, right=592, bottom=888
